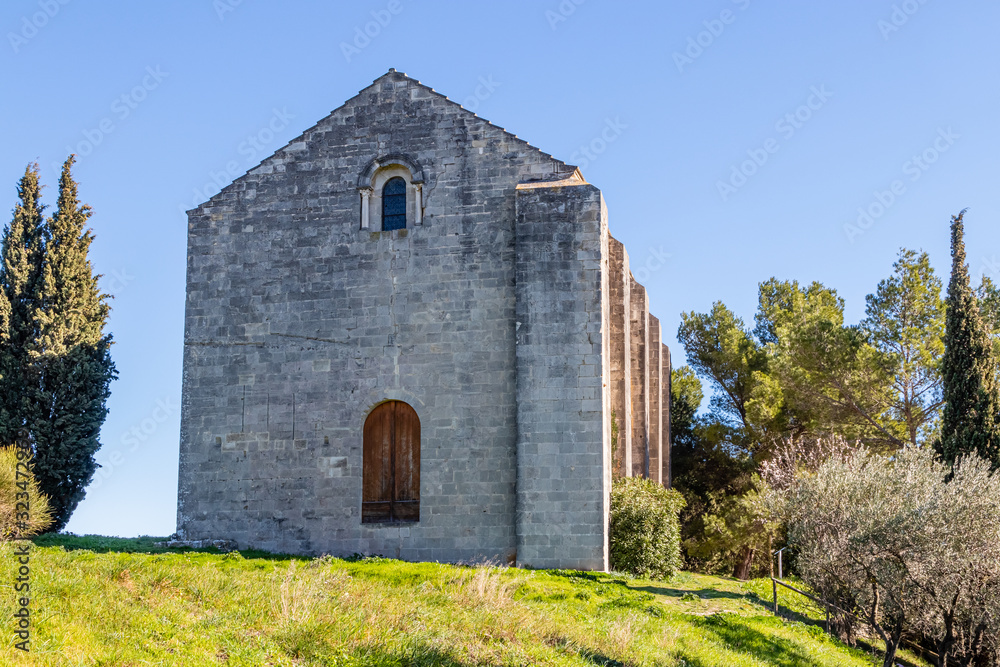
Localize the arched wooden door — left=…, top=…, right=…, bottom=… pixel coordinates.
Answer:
left=362, top=400, right=420, bottom=523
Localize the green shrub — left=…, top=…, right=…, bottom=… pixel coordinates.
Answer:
left=0, top=446, right=54, bottom=539
left=610, top=476, right=685, bottom=579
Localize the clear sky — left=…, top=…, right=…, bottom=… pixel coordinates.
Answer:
left=1, top=0, right=998, bottom=537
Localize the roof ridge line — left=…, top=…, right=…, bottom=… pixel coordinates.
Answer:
left=367, top=69, right=575, bottom=170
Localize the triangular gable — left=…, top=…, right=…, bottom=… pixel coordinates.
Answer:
left=190, top=69, right=579, bottom=213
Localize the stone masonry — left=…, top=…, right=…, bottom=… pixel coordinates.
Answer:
left=649, top=316, right=662, bottom=486
left=176, top=70, right=670, bottom=571
left=629, top=278, right=649, bottom=479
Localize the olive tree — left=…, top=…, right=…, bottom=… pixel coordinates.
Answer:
left=785, top=447, right=1000, bottom=667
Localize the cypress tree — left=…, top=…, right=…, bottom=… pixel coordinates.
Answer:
left=937, top=210, right=1000, bottom=468
left=0, top=164, right=46, bottom=445
left=29, top=156, right=116, bottom=530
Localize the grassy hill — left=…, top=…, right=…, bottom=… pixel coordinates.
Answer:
left=0, top=535, right=929, bottom=666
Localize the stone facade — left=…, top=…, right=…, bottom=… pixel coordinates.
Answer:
left=176, top=70, right=670, bottom=571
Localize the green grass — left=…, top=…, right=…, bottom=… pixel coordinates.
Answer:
left=0, top=535, right=929, bottom=666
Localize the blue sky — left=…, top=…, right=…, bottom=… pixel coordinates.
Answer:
left=1, top=0, right=997, bottom=537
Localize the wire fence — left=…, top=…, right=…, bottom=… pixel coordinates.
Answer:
left=769, top=549, right=937, bottom=664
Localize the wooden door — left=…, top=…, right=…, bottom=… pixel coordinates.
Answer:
left=362, top=401, right=420, bottom=523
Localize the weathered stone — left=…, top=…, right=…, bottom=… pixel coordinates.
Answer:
left=157, top=539, right=238, bottom=552
left=608, top=239, right=632, bottom=478
left=649, top=316, right=662, bottom=485
left=514, top=184, right=610, bottom=571
left=176, top=70, right=671, bottom=570
left=662, top=343, right=672, bottom=487
left=629, top=277, right=649, bottom=479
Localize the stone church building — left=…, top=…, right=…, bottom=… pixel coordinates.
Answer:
left=176, top=69, right=671, bottom=571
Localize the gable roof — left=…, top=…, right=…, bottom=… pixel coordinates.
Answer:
left=363, top=69, right=577, bottom=171
left=190, top=69, right=579, bottom=214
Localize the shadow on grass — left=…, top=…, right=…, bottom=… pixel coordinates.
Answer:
left=345, top=640, right=634, bottom=667
left=633, top=584, right=749, bottom=603
left=338, top=644, right=473, bottom=667
left=575, top=648, right=630, bottom=667
left=845, top=636, right=927, bottom=667
left=693, top=614, right=829, bottom=667
left=749, top=593, right=927, bottom=667
left=704, top=597, right=926, bottom=667
left=546, top=635, right=633, bottom=667
left=542, top=571, right=928, bottom=667
left=547, top=570, right=633, bottom=588
left=548, top=571, right=755, bottom=607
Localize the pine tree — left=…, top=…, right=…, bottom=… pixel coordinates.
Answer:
left=0, top=164, right=46, bottom=445
left=29, top=156, right=116, bottom=530
left=937, top=210, right=1000, bottom=468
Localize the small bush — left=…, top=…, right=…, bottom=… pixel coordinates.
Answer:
left=610, top=477, right=685, bottom=579
left=0, top=446, right=53, bottom=539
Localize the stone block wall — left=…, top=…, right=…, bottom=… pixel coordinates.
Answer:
left=513, top=183, right=611, bottom=571
left=662, top=344, right=672, bottom=486
left=178, top=70, right=576, bottom=562
left=177, top=69, right=671, bottom=571
left=606, top=244, right=672, bottom=487
left=629, top=277, right=649, bottom=479
left=607, top=239, right=632, bottom=477
left=649, top=316, right=662, bottom=485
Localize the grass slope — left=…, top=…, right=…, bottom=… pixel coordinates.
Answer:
left=0, top=536, right=924, bottom=666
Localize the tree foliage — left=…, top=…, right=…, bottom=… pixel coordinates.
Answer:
left=682, top=478, right=782, bottom=580
left=0, top=164, right=46, bottom=447
left=976, top=276, right=1000, bottom=362
left=609, top=476, right=685, bottom=579
left=764, top=279, right=901, bottom=450
left=677, top=303, right=770, bottom=441
left=675, top=246, right=951, bottom=578
left=784, top=447, right=1000, bottom=667
left=669, top=366, right=748, bottom=501
left=937, top=210, right=1000, bottom=469
left=0, top=158, right=116, bottom=531
left=674, top=212, right=1000, bottom=663
left=669, top=366, right=702, bottom=450
left=862, top=249, right=945, bottom=447
left=669, top=366, right=760, bottom=576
